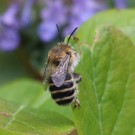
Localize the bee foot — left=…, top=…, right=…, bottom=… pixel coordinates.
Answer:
left=72, top=98, right=80, bottom=109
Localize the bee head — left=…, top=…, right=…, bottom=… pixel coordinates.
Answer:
left=48, top=44, right=80, bottom=71
left=48, top=25, right=79, bottom=71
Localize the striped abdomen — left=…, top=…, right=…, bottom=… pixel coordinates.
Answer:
left=48, top=72, right=81, bottom=105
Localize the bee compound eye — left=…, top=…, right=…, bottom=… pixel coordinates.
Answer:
left=74, top=52, right=77, bottom=55
left=66, top=51, right=71, bottom=55
left=53, top=60, right=60, bottom=66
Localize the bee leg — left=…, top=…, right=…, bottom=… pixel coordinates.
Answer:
left=73, top=73, right=82, bottom=83
left=72, top=98, right=80, bottom=109
left=72, top=90, right=80, bottom=109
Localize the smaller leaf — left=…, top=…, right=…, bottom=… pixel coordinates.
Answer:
left=0, top=99, right=74, bottom=135
left=0, top=79, right=73, bottom=120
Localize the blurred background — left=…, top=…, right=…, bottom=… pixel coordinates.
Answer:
left=0, top=0, right=134, bottom=85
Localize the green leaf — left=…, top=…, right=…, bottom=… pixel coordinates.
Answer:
left=76, top=10, right=135, bottom=45
left=0, top=99, right=74, bottom=135
left=0, top=79, right=44, bottom=106
left=73, top=26, right=135, bottom=135
left=0, top=79, right=73, bottom=120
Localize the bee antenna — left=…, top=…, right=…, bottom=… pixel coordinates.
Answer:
left=56, top=24, right=62, bottom=43
left=67, top=27, right=78, bottom=45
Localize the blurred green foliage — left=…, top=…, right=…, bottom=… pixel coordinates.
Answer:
left=0, top=0, right=135, bottom=134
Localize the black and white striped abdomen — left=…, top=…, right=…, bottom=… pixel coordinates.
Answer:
left=48, top=72, right=81, bottom=105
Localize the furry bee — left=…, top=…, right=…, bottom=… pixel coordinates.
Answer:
left=44, top=25, right=81, bottom=108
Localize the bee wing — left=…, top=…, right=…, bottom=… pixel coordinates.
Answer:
left=51, top=54, right=70, bottom=87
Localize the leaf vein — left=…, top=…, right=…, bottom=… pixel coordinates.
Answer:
left=91, top=50, right=103, bottom=135
left=5, top=105, right=25, bottom=128
left=100, top=43, right=113, bottom=103
left=15, top=119, right=40, bottom=134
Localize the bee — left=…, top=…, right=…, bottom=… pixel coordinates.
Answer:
left=44, top=25, right=81, bottom=108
